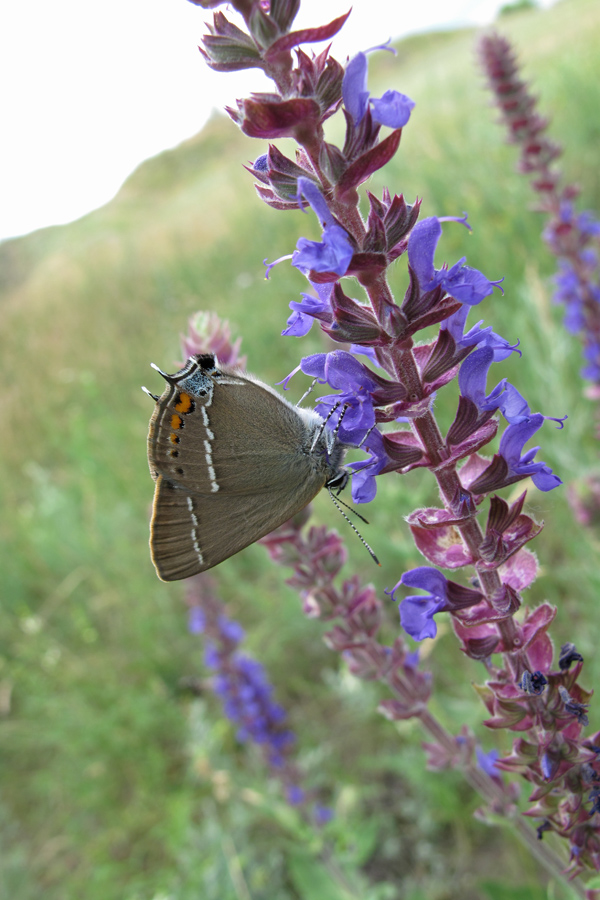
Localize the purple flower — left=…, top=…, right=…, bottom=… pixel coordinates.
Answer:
left=581, top=341, right=600, bottom=382
left=342, top=48, right=414, bottom=128
left=576, top=209, right=600, bottom=238
left=544, top=201, right=600, bottom=244
left=217, top=615, right=245, bottom=644
left=386, top=566, right=448, bottom=641
left=369, top=89, right=415, bottom=128
left=291, top=178, right=354, bottom=276
left=204, top=641, right=221, bottom=669
left=387, top=567, right=483, bottom=641
left=297, top=350, right=379, bottom=446
left=405, top=649, right=420, bottom=668
left=499, top=414, right=563, bottom=492
left=476, top=747, right=500, bottom=778
left=253, top=153, right=268, bottom=172
left=347, top=427, right=391, bottom=503
left=559, top=642, right=584, bottom=671
left=553, top=260, right=584, bottom=330
left=200, top=613, right=298, bottom=767
left=541, top=752, right=556, bottom=781
left=286, top=785, right=305, bottom=805
left=342, top=51, right=370, bottom=124
left=458, top=346, right=530, bottom=424
left=314, top=804, right=334, bottom=825
left=189, top=606, right=206, bottom=634
left=558, top=685, right=589, bottom=727
left=408, top=217, right=503, bottom=306
left=441, top=305, right=519, bottom=360
left=293, top=227, right=354, bottom=276
left=389, top=567, right=451, bottom=640
left=282, top=282, right=333, bottom=337
left=519, top=670, right=548, bottom=695
left=443, top=258, right=505, bottom=305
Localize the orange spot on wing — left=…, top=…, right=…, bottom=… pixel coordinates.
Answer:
left=171, top=414, right=183, bottom=430
left=175, top=392, right=193, bottom=413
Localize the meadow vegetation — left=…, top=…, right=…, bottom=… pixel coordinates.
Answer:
left=1, top=1, right=599, bottom=896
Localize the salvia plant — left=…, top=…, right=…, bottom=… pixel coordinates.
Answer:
left=478, top=31, right=600, bottom=528
left=478, top=31, right=600, bottom=389
left=186, top=570, right=333, bottom=823
left=181, top=0, right=600, bottom=893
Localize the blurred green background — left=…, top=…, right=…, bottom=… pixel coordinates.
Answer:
left=1, top=0, right=599, bottom=897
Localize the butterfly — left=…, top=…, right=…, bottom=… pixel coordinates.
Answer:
left=144, top=353, right=347, bottom=580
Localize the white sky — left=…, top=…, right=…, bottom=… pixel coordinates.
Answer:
left=0, top=0, right=552, bottom=243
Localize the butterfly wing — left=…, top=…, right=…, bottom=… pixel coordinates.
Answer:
left=147, top=359, right=330, bottom=580
left=148, top=364, right=322, bottom=494
left=150, top=470, right=322, bottom=580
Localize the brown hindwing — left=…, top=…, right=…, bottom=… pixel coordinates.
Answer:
left=150, top=471, right=323, bottom=580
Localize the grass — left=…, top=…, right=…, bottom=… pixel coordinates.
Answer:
left=1, top=0, right=599, bottom=896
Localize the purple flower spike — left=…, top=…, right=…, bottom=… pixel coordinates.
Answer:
left=499, top=414, right=563, bottom=492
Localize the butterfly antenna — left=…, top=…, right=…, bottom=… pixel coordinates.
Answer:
left=330, top=489, right=370, bottom=525
left=311, top=401, right=345, bottom=452
left=357, top=424, right=376, bottom=449
left=332, top=404, right=349, bottom=440
left=327, top=488, right=380, bottom=566
left=296, top=377, right=318, bottom=408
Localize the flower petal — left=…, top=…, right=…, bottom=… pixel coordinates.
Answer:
left=342, top=51, right=370, bottom=124
left=370, top=89, right=414, bottom=128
